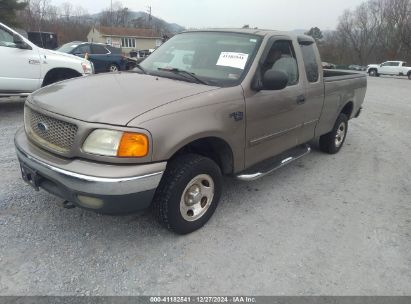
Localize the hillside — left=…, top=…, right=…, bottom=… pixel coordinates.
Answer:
left=91, top=11, right=185, bottom=34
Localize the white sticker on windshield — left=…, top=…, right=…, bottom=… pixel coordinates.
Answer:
left=216, top=52, right=249, bottom=70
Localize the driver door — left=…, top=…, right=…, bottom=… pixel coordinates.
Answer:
left=0, top=26, right=41, bottom=93
left=244, top=38, right=305, bottom=168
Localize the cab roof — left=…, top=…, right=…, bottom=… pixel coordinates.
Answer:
left=183, top=28, right=315, bottom=43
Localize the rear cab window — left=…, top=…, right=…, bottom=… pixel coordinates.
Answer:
left=299, top=40, right=320, bottom=83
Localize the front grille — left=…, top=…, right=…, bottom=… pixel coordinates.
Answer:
left=24, top=107, right=78, bottom=154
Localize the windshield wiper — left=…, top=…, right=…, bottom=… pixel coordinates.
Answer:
left=135, top=64, right=147, bottom=74
left=157, top=67, right=208, bottom=85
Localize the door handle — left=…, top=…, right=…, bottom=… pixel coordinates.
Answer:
left=296, top=95, right=306, bottom=105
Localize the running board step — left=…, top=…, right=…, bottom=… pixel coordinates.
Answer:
left=236, top=144, right=311, bottom=181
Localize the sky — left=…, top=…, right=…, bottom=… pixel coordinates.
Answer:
left=52, top=0, right=365, bottom=31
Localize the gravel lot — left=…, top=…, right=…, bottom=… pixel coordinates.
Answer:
left=0, top=76, right=410, bottom=296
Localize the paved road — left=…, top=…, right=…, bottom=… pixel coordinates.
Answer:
left=0, top=76, right=410, bottom=295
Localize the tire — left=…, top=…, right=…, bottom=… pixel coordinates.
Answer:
left=369, top=69, right=377, bottom=77
left=408, top=73, right=411, bottom=80
left=152, top=154, right=222, bottom=234
left=319, top=113, right=349, bottom=154
left=108, top=64, right=119, bottom=72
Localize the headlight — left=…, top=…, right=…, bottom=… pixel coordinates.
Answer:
left=83, top=129, right=149, bottom=158
left=81, top=61, right=93, bottom=74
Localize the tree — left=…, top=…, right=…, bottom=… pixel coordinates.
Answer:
left=99, top=2, right=130, bottom=27
left=318, top=0, right=411, bottom=65
left=305, top=27, right=323, bottom=42
left=0, top=0, right=28, bottom=27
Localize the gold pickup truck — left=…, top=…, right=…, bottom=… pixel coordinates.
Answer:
left=15, top=29, right=367, bottom=234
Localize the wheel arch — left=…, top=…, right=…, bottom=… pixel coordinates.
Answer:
left=168, top=136, right=235, bottom=175
left=340, top=101, right=354, bottom=119
left=42, top=68, right=82, bottom=87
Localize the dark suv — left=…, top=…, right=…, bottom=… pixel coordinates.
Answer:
left=57, top=42, right=126, bottom=73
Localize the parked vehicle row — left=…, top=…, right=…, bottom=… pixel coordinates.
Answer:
left=15, top=29, right=366, bottom=234
left=348, top=65, right=366, bottom=71
left=367, top=61, right=411, bottom=79
left=322, top=62, right=336, bottom=69
left=56, top=42, right=127, bottom=73
left=0, top=22, right=94, bottom=97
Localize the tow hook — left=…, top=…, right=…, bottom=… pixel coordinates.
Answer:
left=62, top=200, right=76, bottom=209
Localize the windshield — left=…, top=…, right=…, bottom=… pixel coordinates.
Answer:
left=139, top=32, right=262, bottom=87
left=56, top=43, right=79, bottom=53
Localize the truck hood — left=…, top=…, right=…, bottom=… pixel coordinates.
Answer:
left=30, top=72, right=219, bottom=126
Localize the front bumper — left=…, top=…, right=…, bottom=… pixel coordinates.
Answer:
left=15, top=128, right=166, bottom=214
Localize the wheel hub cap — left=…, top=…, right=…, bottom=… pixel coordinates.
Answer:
left=180, top=174, right=215, bottom=222
left=335, top=122, right=346, bottom=148
left=185, top=185, right=201, bottom=206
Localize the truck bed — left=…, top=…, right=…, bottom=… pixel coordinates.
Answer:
left=315, top=69, right=367, bottom=137
left=323, top=69, right=366, bottom=82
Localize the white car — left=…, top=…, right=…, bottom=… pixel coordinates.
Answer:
left=0, top=22, right=94, bottom=97
left=367, top=61, right=411, bottom=79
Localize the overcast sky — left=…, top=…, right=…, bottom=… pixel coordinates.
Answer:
left=52, top=0, right=365, bottom=30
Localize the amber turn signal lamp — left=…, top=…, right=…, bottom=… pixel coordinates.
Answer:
left=117, top=132, right=149, bottom=157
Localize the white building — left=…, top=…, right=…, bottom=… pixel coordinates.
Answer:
left=87, top=26, right=162, bottom=54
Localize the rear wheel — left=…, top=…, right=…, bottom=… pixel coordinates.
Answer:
left=319, top=113, right=349, bottom=154
left=152, top=154, right=222, bottom=234
left=108, top=64, right=119, bottom=72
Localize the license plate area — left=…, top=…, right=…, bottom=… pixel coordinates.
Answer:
left=20, top=163, right=41, bottom=191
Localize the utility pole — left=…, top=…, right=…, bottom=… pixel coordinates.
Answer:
left=110, top=0, right=113, bottom=45
left=147, top=5, right=152, bottom=28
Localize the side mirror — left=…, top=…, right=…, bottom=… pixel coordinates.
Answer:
left=262, top=70, right=288, bottom=91
left=13, top=34, right=31, bottom=50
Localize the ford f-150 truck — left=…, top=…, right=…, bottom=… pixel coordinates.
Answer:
left=0, top=22, right=94, bottom=97
left=367, top=61, right=411, bottom=79
left=15, top=29, right=367, bottom=234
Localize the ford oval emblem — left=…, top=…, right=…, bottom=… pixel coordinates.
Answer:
left=37, top=122, right=48, bottom=132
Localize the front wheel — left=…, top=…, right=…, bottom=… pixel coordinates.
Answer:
left=152, top=154, right=222, bottom=234
left=369, top=69, right=378, bottom=77
left=319, top=113, right=349, bottom=154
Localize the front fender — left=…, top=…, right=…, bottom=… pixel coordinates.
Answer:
left=128, top=86, right=246, bottom=172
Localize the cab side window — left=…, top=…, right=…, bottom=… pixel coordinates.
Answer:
left=299, top=42, right=320, bottom=83
left=0, top=28, right=16, bottom=48
left=261, top=40, right=299, bottom=86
